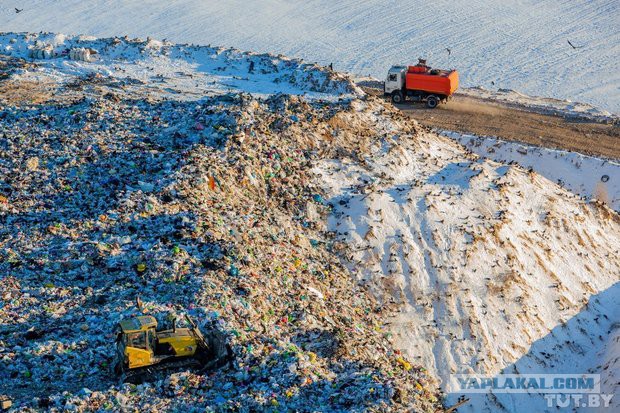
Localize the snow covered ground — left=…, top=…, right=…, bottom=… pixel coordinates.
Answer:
left=445, top=131, right=620, bottom=211
left=0, top=32, right=361, bottom=101
left=1, top=0, right=619, bottom=113
left=314, top=105, right=620, bottom=412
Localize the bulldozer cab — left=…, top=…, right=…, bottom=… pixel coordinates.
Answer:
left=113, top=313, right=232, bottom=382
left=116, top=315, right=158, bottom=369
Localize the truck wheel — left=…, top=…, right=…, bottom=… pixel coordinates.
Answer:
left=426, top=95, right=439, bottom=109
left=391, top=91, right=403, bottom=104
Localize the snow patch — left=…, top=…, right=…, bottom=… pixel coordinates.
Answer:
left=447, top=131, right=620, bottom=211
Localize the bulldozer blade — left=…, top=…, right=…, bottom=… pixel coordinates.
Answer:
left=185, top=314, right=210, bottom=351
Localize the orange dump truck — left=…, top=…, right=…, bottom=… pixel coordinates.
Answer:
left=384, top=60, right=459, bottom=108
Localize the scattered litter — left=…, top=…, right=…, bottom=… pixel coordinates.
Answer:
left=0, top=38, right=442, bottom=411
left=0, top=396, right=12, bottom=411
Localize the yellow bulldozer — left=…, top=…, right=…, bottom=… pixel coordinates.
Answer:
left=113, top=314, right=231, bottom=383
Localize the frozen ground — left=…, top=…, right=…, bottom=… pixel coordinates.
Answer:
left=445, top=131, right=620, bottom=211
left=0, top=33, right=361, bottom=101
left=315, top=109, right=620, bottom=411
left=1, top=0, right=619, bottom=112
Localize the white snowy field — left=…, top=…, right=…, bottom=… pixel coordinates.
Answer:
left=1, top=0, right=619, bottom=113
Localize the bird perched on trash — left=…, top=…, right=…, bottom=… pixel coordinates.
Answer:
left=446, top=48, right=451, bottom=56
left=136, top=295, right=143, bottom=310
left=567, top=40, right=583, bottom=49
left=15, top=8, right=23, bottom=13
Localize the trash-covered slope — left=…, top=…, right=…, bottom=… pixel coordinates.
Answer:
left=314, top=106, right=620, bottom=411
left=0, top=46, right=443, bottom=410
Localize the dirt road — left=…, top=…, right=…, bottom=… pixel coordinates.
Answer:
left=396, top=94, right=619, bottom=160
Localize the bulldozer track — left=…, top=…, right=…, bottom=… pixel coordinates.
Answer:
left=121, top=358, right=202, bottom=384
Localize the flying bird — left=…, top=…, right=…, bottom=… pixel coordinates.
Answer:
left=567, top=40, right=583, bottom=49
left=15, top=8, right=23, bottom=13
left=446, top=48, right=451, bottom=56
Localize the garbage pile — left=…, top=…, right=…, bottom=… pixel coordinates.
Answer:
left=0, top=55, right=33, bottom=80
left=0, top=32, right=362, bottom=99
left=68, top=48, right=95, bottom=62
left=0, top=69, right=444, bottom=411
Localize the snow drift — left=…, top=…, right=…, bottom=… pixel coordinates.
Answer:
left=446, top=131, right=620, bottom=212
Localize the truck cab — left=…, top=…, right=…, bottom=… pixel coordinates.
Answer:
left=115, top=315, right=159, bottom=370
left=384, top=66, right=406, bottom=102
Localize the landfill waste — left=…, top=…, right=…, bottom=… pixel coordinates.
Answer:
left=0, top=33, right=444, bottom=412
left=3, top=30, right=618, bottom=413
left=0, top=397, right=12, bottom=411
left=68, top=48, right=95, bottom=62
left=0, top=32, right=363, bottom=100
left=0, top=55, right=33, bottom=79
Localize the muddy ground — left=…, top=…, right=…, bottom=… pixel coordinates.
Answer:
left=361, top=84, right=619, bottom=160
left=401, top=95, right=619, bottom=160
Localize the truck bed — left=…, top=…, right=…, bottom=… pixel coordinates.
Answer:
left=405, top=69, right=459, bottom=97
